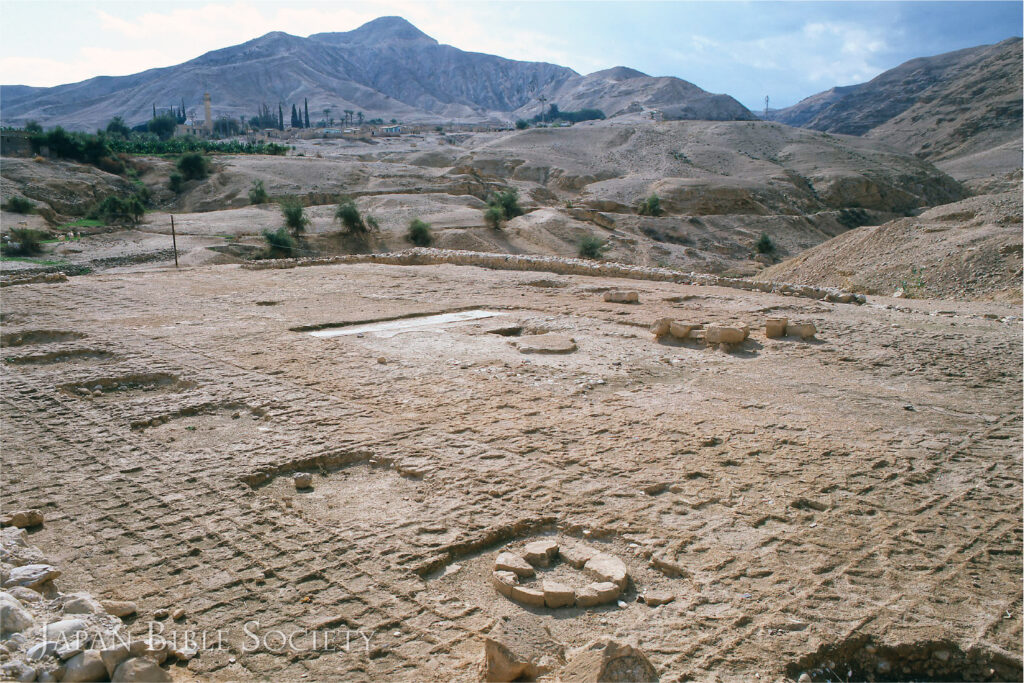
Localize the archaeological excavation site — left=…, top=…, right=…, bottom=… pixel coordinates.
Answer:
left=1, top=9, right=1022, bottom=683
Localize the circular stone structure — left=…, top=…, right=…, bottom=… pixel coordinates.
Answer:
left=491, top=540, right=630, bottom=609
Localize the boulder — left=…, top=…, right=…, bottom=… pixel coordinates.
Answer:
left=704, top=326, right=746, bottom=345
left=3, top=564, right=61, bottom=590
left=494, top=552, right=534, bottom=578
left=603, top=290, right=639, bottom=304
left=561, top=637, right=658, bottom=682
left=112, top=657, right=171, bottom=682
left=643, top=591, right=675, bottom=607
left=100, top=601, right=137, bottom=618
left=0, top=591, right=35, bottom=635
left=42, top=618, right=88, bottom=643
left=0, top=510, right=44, bottom=529
left=584, top=553, right=629, bottom=589
left=63, top=592, right=105, bottom=615
left=480, top=614, right=565, bottom=682
left=62, top=650, right=107, bottom=682
left=765, top=317, right=788, bottom=339
left=293, top=473, right=313, bottom=490
left=100, top=646, right=131, bottom=678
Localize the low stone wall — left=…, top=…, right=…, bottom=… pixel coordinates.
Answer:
left=243, top=248, right=867, bottom=304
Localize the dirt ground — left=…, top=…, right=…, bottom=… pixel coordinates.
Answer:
left=1, top=261, right=1021, bottom=681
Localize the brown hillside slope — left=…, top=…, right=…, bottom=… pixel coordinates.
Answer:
left=757, top=190, right=1022, bottom=302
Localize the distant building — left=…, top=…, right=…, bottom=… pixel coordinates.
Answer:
left=378, top=124, right=402, bottom=136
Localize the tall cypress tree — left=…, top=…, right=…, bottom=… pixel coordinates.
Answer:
left=304, top=98, right=310, bottom=128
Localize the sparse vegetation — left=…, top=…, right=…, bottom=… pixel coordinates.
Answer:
left=483, top=205, right=504, bottom=230
left=168, top=172, right=184, bottom=194
left=1, top=228, right=45, bottom=256
left=755, top=232, right=775, bottom=254
left=577, top=235, right=610, bottom=259
left=637, top=194, right=663, bottom=216
left=837, top=207, right=870, bottom=229
left=280, top=199, right=309, bottom=236
left=147, top=114, right=178, bottom=141
left=407, top=218, right=433, bottom=246
left=334, top=198, right=376, bottom=234
left=485, top=188, right=524, bottom=230
left=515, top=119, right=530, bottom=130
left=248, top=180, right=269, bottom=204
left=3, top=196, right=34, bottom=214
left=176, top=152, right=209, bottom=181
left=898, top=265, right=926, bottom=298
left=261, top=227, right=295, bottom=257
left=88, top=194, right=145, bottom=226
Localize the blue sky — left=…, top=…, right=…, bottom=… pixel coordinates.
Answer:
left=1, top=1, right=1020, bottom=110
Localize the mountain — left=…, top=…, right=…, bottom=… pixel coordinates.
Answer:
left=774, top=38, right=1023, bottom=179
left=0, top=16, right=752, bottom=131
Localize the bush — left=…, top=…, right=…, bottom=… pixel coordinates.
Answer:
left=3, top=196, right=34, bottom=214
left=2, top=228, right=45, bottom=256
left=248, top=180, right=269, bottom=204
left=637, top=194, right=663, bottom=216
left=88, top=194, right=145, bottom=226
left=488, top=188, right=523, bottom=220
left=262, top=227, right=295, bottom=257
left=24, top=121, right=42, bottom=134
left=335, top=199, right=369, bottom=233
left=755, top=232, right=775, bottom=254
left=176, top=152, right=208, bottom=181
left=105, top=116, right=132, bottom=138
left=407, top=218, right=433, bottom=246
left=280, top=199, right=309, bottom=235
left=483, top=205, right=504, bottom=230
left=168, top=172, right=184, bottom=194
left=515, top=119, right=530, bottom=130
left=147, top=114, right=178, bottom=141
left=577, top=235, right=609, bottom=259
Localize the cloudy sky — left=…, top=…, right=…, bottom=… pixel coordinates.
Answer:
left=1, top=0, right=1020, bottom=110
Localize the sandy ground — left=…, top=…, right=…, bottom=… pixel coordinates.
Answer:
left=1, top=261, right=1021, bottom=681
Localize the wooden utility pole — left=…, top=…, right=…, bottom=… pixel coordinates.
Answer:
left=170, top=215, right=179, bottom=269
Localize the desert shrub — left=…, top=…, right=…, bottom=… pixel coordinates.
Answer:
left=483, top=205, right=504, bottom=230
left=488, top=188, right=523, bottom=220
left=2, top=228, right=45, bottom=256
left=515, top=119, right=530, bottom=130
left=3, top=196, right=34, bottom=214
left=248, top=180, right=269, bottom=204
left=637, top=194, right=663, bottom=217
left=262, top=227, right=295, bottom=257
left=176, top=152, right=208, bottom=181
left=577, top=235, right=609, bottom=259
left=365, top=215, right=379, bottom=231
left=280, top=199, right=309, bottom=235
left=88, top=194, right=145, bottom=226
left=168, top=172, right=184, bottom=194
left=837, top=207, right=869, bottom=229
left=105, top=116, right=132, bottom=138
left=755, top=232, right=775, bottom=254
left=407, top=218, right=433, bottom=246
left=335, top=199, right=368, bottom=233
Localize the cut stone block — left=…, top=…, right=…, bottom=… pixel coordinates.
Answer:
left=495, top=552, right=535, bottom=578
left=583, top=553, right=629, bottom=589
left=522, top=540, right=559, bottom=567
left=542, top=581, right=575, bottom=608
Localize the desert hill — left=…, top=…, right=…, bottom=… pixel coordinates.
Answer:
left=757, top=188, right=1023, bottom=301
left=774, top=38, right=1023, bottom=179
left=0, top=17, right=752, bottom=131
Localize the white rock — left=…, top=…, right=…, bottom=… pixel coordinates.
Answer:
left=42, top=618, right=88, bottom=643
left=1, top=591, right=35, bottom=635
left=62, top=650, right=107, bottom=682
left=26, top=641, right=59, bottom=661
left=3, top=564, right=61, bottom=590
left=63, top=592, right=105, bottom=615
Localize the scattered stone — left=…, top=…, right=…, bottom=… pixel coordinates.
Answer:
left=765, top=317, right=788, bottom=339
left=0, top=661, right=36, bottom=682
left=62, top=649, right=106, bottom=682
left=3, top=564, right=61, bottom=590
left=649, top=555, right=688, bottom=578
left=100, top=646, right=130, bottom=678
left=514, top=334, right=577, bottom=354
left=705, top=325, right=746, bottom=345
left=542, top=581, right=575, bottom=608
left=377, top=357, right=388, bottom=364
left=0, top=592, right=34, bottom=635
left=490, top=571, right=518, bottom=598
left=100, top=601, right=137, bottom=618
left=171, top=646, right=197, bottom=662
left=788, top=322, right=816, bottom=339
left=522, top=540, right=559, bottom=567
left=151, top=608, right=169, bottom=620
left=561, top=637, right=658, bottom=682
left=650, top=318, right=672, bottom=337
left=559, top=543, right=597, bottom=569
left=63, top=593, right=105, bottom=615
left=293, top=473, right=313, bottom=490
left=576, top=582, right=621, bottom=608
left=129, top=639, right=168, bottom=664
left=584, top=553, right=629, bottom=589
left=798, top=674, right=812, bottom=683
left=170, top=608, right=185, bottom=621
left=42, top=619, right=88, bottom=643
left=494, top=552, right=535, bottom=578
left=480, top=614, right=565, bottom=682
left=603, top=290, right=639, bottom=304
left=669, top=322, right=699, bottom=339
left=7, top=587, right=42, bottom=604
left=643, top=591, right=675, bottom=607
left=0, top=510, right=44, bottom=529
left=509, top=585, right=546, bottom=608
left=112, top=657, right=172, bottom=682
left=26, top=641, right=58, bottom=661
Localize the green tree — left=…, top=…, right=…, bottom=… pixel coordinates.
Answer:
left=24, top=120, right=42, bottom=134
left=262, top=227, right=295, bottom=257
left=147, top=114, right=178, bottom=141
left=335, top=198, right=368, bottom=233
left=755, top=232, right=775, bottom=254
left=483, top=205, right=504, bottom=230
left=106, top=117, right=131, bottom=138
left=168, top=172, right=184, bottom=194
left=515, top=119, right=530, bottom=130
left=406, top=218, right=433, bottom=246
left=248, top=179, right=269, bottom=204
left=304, top=98, right=310, bottom=128
left=487, top=188, right=523, bottom=221
left=2, top=228, right=45, bottom=256
left=279, top=198, right=309, bottom=236
left=176, top=152, right=208, bottom=180
left=3, top=196, right=34, bottom=214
